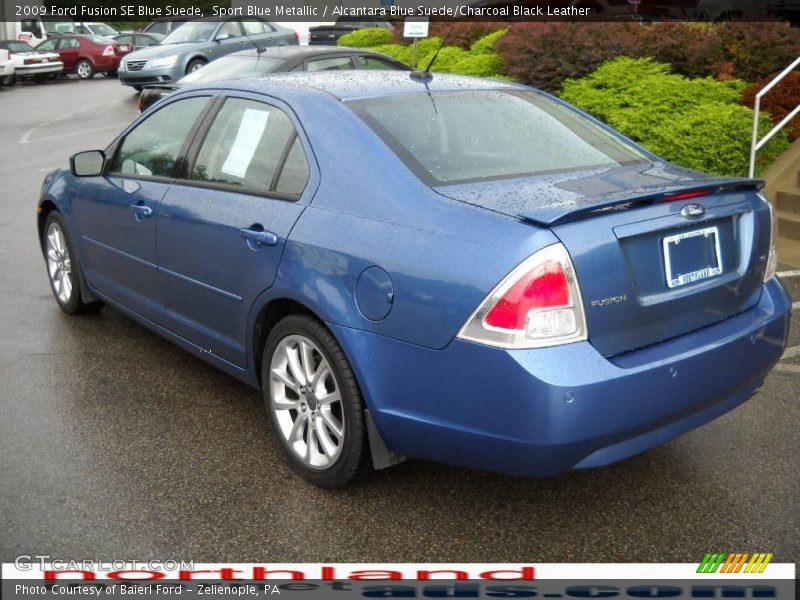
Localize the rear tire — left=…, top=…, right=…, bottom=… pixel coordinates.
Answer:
left=133, top=85, right=142, bottom=92
left=261, top=315, right=371, bottom=487
left=43, top=212, right=102, bottom=315
left=75, top=59, right=95, bottom=80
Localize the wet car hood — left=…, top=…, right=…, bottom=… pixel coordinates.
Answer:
left=434, top=161, right=757, bottom=225
left=125, top=42, right=207, bottom=61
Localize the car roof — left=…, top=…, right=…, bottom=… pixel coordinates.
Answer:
left=208, top=71, right=526, bottom=102
left=223, top=45, right=396, bottom=59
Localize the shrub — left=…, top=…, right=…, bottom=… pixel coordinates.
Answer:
left=470, top=29, right=507, bottom=55
left=561, top=57, right=787, bottom=176
left=495, top=21, right=800, bottom=92
left=644, top=103, right=788, bottom=176
left=713, top=21, right=800, bottom=82
left=418, top=46, right=470, bottom=72
left=742, top=71, right=800, bottom=141
left=450, top=54, right=506, bottom=78
left=392, top=21, right=510, bottom=49
left=337, top=28, right=392, bottom=48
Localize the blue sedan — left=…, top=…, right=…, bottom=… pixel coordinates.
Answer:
left=38, top=72, right=791, bottom=487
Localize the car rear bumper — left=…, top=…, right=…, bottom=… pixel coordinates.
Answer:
left=16, top=62, right=63, bottom=76
left=330, top=278, right=791, bottom=477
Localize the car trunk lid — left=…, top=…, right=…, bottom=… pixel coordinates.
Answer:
left=436, top=164, right=772, bottom=357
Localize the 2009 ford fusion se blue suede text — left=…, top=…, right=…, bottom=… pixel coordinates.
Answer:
left=38, top=72, right=791, bottom=487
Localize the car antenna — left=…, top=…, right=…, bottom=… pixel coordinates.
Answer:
left=241, top=24, right=267, bottom=73
left=410, top=22, right=455, bottom=82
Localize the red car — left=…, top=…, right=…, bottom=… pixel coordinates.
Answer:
left=35, top=34, right=131, bottom=79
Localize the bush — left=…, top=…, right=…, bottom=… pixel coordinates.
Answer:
left=644, top=103, right=788, bottom=176
left=450, top=54, right=506, bottom=78
left=470, top=29, right=507, bottom=55
left=337, top=28, right=392, bottom=48
left=561, top=57, right=788, bottom=176
left=392, top=21, right=510, bottom=49
left=495, top=21, right=800, bottom=92
left=742, top=72, right=800, bottom=141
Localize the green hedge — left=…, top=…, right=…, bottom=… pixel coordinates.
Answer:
left=341, top=30, right=508, bottom=79
left=337, top=28, right=392, bottom=48
left=561, top=57, right=788, bottom=176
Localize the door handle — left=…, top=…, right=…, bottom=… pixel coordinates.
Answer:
left=240, top=227, right=278, bottom=247
left=130, top=202, right=153, bottom=221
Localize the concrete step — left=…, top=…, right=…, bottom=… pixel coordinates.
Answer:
left=775, top=191, right=800, bottom=216
left=777, top=211, right=800, bottom=240
left=777, top=235, right=800, bottom=267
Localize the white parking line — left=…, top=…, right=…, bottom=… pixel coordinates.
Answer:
left=30, top=125, right=120, bottom=145
left=19, top=99, right=122, bottom=144
left=778, top=269, right=800, bottom=278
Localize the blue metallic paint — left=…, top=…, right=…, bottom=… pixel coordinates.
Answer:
left=39, top=72, right=792, bottom=477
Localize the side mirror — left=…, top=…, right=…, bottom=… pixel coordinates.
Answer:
left=215, top=33, right=231, bottom=42
left=71, top=150, right=106, bottom=177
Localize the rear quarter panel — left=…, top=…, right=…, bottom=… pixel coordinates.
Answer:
left=256, top=92, right=557, bottom=350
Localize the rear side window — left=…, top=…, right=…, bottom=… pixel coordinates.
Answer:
left=148, top=22, right=168, bottom=35
left=112, top=97, right=209, bottom=178
left=350, top=90, right=646, bottom=185
left=190, top=98, right=306, bottom=197
left=59, top=38, right=80, bottom=49
left=306, top=56, right=354, bottom=72
left=362, top=56, right=404, bottom=71
left=275, top=138, right=309, bottom=196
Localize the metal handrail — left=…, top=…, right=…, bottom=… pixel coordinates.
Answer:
left=750, top=55, right=800, bottom=178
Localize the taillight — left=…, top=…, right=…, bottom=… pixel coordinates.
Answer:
left=103, top=45, right=115, bottom=57
left=761, top=193, right=778, bottom=282
left=293, top=31, right=300, bottom=43
left=457, top=243, right=587, bottom=349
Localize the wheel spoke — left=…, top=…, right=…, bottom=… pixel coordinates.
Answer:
left=285, top=344, right=307, bottom=387
left=306, top=422, right=318, bottom=461
left=317, top=389, right=341, bottom=406
left=320, top=409, right=343, bottom=439
left=62, top=273, right=72, bottom=300
left=288, top=413, right=307, bottom=444
left=46, top=244, right=59, bottom=262
left=271, top=366, right=298, bottom=393
left=300, top=340, right=316, bottom=383
left=62, top=257, right=71, bottom=274
left=316, top=419, right=338, bottom=456
left=311, top=364, right=331, bottom=396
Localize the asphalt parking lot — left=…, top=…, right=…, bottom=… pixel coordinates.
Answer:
left=0, top=77, right=798, bottom=564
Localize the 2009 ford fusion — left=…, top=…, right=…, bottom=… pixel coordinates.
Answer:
left=38, top=72, right=791, bottom=487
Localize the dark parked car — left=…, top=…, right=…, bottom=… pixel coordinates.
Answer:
left=113, top=32, right=165, bottom=51
left=119, top=17, right=298, bottom=91
left=138, top=45, right=409, bottom=112
left=309, top=18, right=394, bottom=45
left=35, top=34, right=130, bottom=79
left=38, top=72, right=790, bottom=487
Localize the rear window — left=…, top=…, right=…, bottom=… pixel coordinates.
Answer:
left=349, top=90, right=646, bottom=185
left=180, top=55, right=285, bottom=83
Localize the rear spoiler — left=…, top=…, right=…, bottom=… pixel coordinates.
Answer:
left=518, top=179, right=765, bottom=227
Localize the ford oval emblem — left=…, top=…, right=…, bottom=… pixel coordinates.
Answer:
left=681, top=203, right=705, bottom=219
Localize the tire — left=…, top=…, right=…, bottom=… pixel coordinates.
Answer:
left=6, top=74, right=15, bottom=87
left=186, top=58, right=206, bottom=74
left=43, top=212, right=102, bottom=315
left=261, top=315, right=371, bottom=487
left=75, top=59, right=95, bottom=80
left=133, top=85, right=142, bottom=92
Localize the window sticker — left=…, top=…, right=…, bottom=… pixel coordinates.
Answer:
left=221, top=108, right=269, bottom=179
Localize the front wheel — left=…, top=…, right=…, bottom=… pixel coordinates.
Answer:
left=186, top=58, right=206, bottom=74
left=75, top=59, right=95, bottom=80
left=261, top=315, right=371, bottom=487
left=43, top=213, right=102, bottom=315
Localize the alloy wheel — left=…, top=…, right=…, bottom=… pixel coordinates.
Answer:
left=269, top=335, right=345, bottom=470
left=46, top=222, right=72, bottom=304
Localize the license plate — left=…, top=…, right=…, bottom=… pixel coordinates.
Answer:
left=120, top=45, right=130, bottom=52
left=662, top=226, right=722, bottom=288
